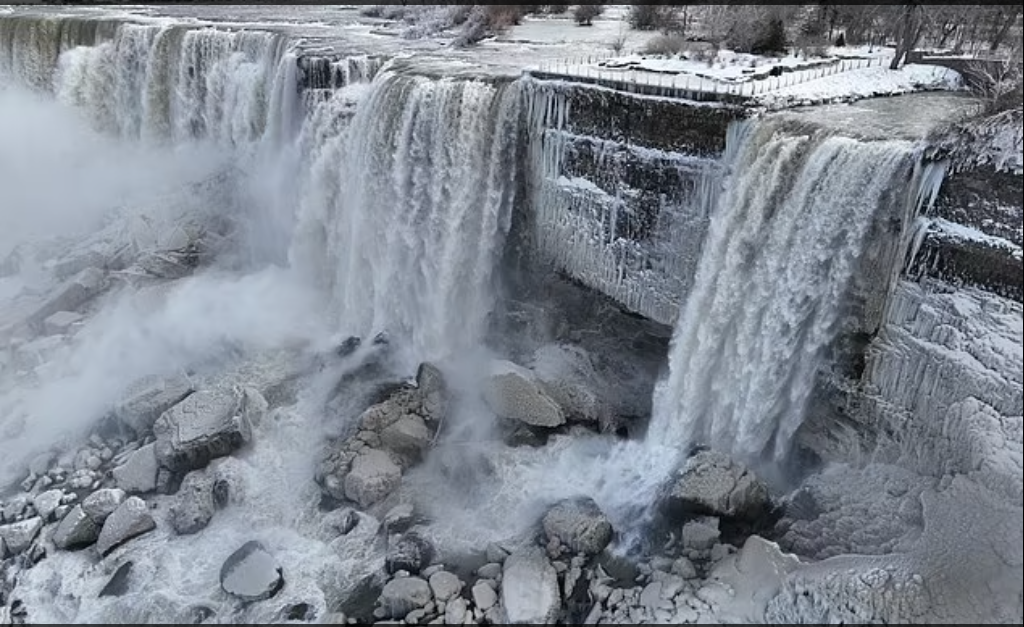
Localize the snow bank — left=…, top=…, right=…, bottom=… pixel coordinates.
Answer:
left=931, top=217, right=1023, bottom=262
left=758, top=64, right=963, bottom=109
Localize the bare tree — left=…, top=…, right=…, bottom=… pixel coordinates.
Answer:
left=889, top=2, right=926, bottom=70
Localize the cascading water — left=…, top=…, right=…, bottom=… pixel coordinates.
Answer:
left=650, top=118, right=917, bottom=465
left=291, top=67, right=523, bottom=362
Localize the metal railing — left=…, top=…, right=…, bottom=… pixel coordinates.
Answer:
left=527, top=54, right=889, bottom=101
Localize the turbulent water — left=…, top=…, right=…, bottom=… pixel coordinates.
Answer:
left=650, top=119, right=916, bottom=465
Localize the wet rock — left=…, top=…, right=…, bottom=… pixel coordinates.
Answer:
left=114, top=374, right=195, bottom=437
left=472, top=580, right=497, bottom=610
left=386, top=532, right=435, bottom=575
left=444, top=596, right=468, bottom=624
left=169, top=470, right=217, bottom=535
left=336, top=336, right=362, bottom=358
left=383, top=503, right=415, bottom=534
left=281, top=602, right=314, bottom=621
left=0, top=517, right=43, bottom=556
left=153, top=385, right=264, bottom=482
left=378, top=576, right=431, bottom=619
left=27, top=267, right=107, bottom=329
left=111, top=442, right=159, bottom=494
left=98, top=561, right=133, bottom=597
left=427, top=570, right=461, bottom=601
left=682, top=517, right=721, bottom=551
left=477, top=562, right=502, bottom=580
left=661, top=450, right=772, bottom=522
left=95, top=496, right=156, bottom=556
left=483, top=361, right=565, bottom=428
left=344, top=449, right=401, bottom=509
left=31, top=490, right=63, bottom=522
left=530, top=344, right=611, bottom=427
left=501, top=545, right=561, bottom=624
left=81, top=488, right=127, bottom=525
left=320, top=507, right=361, bottom=538
left=42, top=310, right=83, bottom=336
left=378, top=415, right=432, bottom=467
left=220, top=540, right=284, bottom=602
left=52, top=505, right=101, bottom=550
left=542, top=497, right=614, bottom=557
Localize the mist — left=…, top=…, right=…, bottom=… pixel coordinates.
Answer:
left=0, top=82, right=328, bottom=486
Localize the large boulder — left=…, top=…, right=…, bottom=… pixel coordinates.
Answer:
left=27, top=267, right=107, bottom=329
left=500, top=546, right=561, bottom=624
left=344, top=449, right=402, bottom=509
left=385, top=531, right=435, bottom=575
left=111, top=442, right=160, bottom=494
left=81, top=488, right=127, bottom=525
left=169, top=470, right=218, bottom=535
left=52, top=506, right=101, bottom=550
left=153, top=385, right=265, bottom=484
left=660, top=450, right=772, bottom=522
left=483, top=361, right=565, bottom=428
left=114, top=374, right=195, bottom=436
left=95, top=496, right=156, bottom=556
left=542, top=497, right=613, bottom=557
left=220, top=541, right=284, bottom=601
left=317, top=363, right=446, bottom=505
left=530, top=344, right=611, bottom=427
left=0, top=517, right=43, bottom=556
left=378, top=576, right=432, bottom=619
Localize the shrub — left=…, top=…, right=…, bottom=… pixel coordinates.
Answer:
left=574, top=4, right=604, bottom=26
left=627, top=4, right=679, bottom=32
left=643, top=34, right=687, bottom=56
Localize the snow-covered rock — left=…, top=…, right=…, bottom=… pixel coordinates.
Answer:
left=484, top=360, right=565, bottom=428
left=31, top=489, right=63, bottom=522
left=26, top=267, right=107, bottom=329
left=344, top=449, right=402, bottom=508
left=169, top=469, right=218, bottom=535
left=427, top=570, right=461, bottom=601
left=153, top=385, right=263, bottom=481
left=530, top=344, right=611, bottom=427
left=541, top=496, right=613, bottom=556
left=114, top=374, right=195, bottom=437
left=111, top=442, right=159, bottom=494
left=661, top=450, right=772, bottom=522
left=95, top=496, right=156, bottom=556
left=0, top=517, right=42, bottom=555
left=500, top=545, right=561, bottom=624
left=52, top=505, right=100, bottom=550
left=378, top=576, right=432, bottom=619
left=81, top=488, right=127, bottom=525
left=384, top=531, right=434, bottom=575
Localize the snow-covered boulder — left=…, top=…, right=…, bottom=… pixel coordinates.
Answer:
left=114, top=374, right=195, bottom=437
left=660, top=450, right=772, bottom=522
left=500, top=545, right=561, bottom=624
left=378, top=576, right=432, bottom=619
left=344, top=449, right=402, bottom=508
left=483, top=360, right=565, bottom=428
left=542, top=497, right=613, bottom=556
left=153, top=385, right=264, bottom=483
left=52, top=505, right=100, bottom=550
left=95, top=496, right=156, bottom=556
